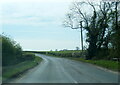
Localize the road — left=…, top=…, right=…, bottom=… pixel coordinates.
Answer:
left=9, top=54, right=118, bottom=83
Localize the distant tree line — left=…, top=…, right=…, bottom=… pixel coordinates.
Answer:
left=64, top=1, right=120, bottom=60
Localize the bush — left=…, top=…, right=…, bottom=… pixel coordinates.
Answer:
left=1, top=34, right=23, bottom=66
left=23, top=53, right=35, bottom=61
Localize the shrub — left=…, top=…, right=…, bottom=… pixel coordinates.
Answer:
left=23, top=53, right=35, bottom=61
left=1, top=34, right=23, bottom=66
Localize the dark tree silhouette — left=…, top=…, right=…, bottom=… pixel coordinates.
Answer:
left=64, top=1, right=120, bottom=59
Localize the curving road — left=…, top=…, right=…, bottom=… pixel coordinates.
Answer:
left=10, top=54, right=118, bottom=83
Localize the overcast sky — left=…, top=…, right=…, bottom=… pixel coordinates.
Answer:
left=0, top=0, right=89, bottom=51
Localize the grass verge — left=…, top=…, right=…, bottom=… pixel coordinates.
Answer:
left=2, top=56, right=42, bottom=82
left=67, top=57, right=119, bottom=72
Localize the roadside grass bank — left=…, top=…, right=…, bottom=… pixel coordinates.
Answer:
left=67, top=57, right=120, bottom=72
left=2, top=55, right=42, bottom=82
left=1, top=34, right=43, bottom=82
left=42, top=51, right=119, bottom=72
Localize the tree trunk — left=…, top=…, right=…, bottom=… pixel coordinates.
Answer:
left=86, top=35, right=97, bottom=59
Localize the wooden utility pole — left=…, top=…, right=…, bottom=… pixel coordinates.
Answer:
left=80, top=21, right=83, bottom=51
left=115, top=2, right=118, bottom=30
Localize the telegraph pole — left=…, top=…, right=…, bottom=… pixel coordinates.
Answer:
left=80, top=21, right=83, bottom=51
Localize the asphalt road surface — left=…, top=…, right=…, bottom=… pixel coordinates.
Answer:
left=10, top=54, right=118, bottom=83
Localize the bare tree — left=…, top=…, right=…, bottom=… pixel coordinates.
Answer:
left=64, top=1, right=116, bottom=59
left=63, top=2, right=89, bottom=51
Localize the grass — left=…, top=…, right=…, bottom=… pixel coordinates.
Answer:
left=2, top=56, right=42, bottom=82
left=67, top=57, right=119, bottom=72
